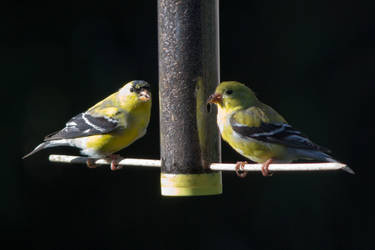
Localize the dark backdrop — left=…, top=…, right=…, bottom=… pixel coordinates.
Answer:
left=2, top=1, right=374, bottom=249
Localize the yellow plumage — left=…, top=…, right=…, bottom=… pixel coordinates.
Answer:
left=208, top=81, right=354, bottom=175
left=84, top=97, right=151, bottom=156
left=211, top=81, right=286, bottom=163
left=23, top=80, right=152, bottom=170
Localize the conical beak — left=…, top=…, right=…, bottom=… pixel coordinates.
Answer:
left=207, top=93, right=222, bottom=105
left=139, top=89, right=151, bottom=101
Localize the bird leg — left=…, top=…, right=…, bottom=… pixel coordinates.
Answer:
left=86, top=158, right=98, bottom=168
left=108, top=154, right=123, bottom=171
left=261, top=159, right=273, bottom=176
left=235, top=161, right=248, bottom=178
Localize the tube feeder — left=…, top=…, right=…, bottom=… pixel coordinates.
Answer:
left=158, top=0, right=222, bottom=196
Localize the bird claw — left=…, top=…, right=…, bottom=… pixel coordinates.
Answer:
left=110, top=160, right=123, bottom=171
left=235, top=161, right=248, bottom=178
left=108, top=154, right=123, bottom=171
left=261, top=159, right=273, bottom=177
left=86, top=158, right=98, bottom=168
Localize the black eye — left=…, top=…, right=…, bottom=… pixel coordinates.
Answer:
left=225, top=89, right=233, bottom=95
left=130, top=87, right=134, bottom=92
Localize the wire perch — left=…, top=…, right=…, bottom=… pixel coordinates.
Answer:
left=49, top=154, right=348, bottom=173
left=49, top=155, right=161, bottom=168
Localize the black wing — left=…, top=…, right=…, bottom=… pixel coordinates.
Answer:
left=230, top=115, right=331, bottom=153
left=44, top=112, right=119, bottom=141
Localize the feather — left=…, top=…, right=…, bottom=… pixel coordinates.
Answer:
left=230, top=116, right=331, bottom=153
left=44, top=112, right=120, bottom=141
left=22, top=140, right=70, bottom=159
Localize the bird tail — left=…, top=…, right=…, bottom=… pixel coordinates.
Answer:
left=324, top=156, right=355, bottom=175
left=22, top=140, right=69, bottom=159
left=295, top=149, right=355, bottom=174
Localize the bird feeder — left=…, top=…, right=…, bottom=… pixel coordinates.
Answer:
left=46, top=0, right=350, bottom=196
left=158, top=0, right=222, bottom=196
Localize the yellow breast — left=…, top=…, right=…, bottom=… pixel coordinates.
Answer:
left=218, top=109, right=285, bottom=163
left=83, top=102, right=151, bottom=156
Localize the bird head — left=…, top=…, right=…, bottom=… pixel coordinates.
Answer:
left=207, top=81, right=258, bottom=111
left=119, top=80, right=151, bottom=102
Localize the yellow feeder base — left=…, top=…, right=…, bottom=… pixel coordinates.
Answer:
left=160, top=172, right=222, bottom=196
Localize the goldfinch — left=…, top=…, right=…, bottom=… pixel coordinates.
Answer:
left=23, top=80, right=152, bottom=170
left=208, top=81, right=354, bottom=176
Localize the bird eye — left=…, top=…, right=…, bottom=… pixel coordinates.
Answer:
left=130, top=87, right=134, bottom=92
left=225, top=89, right=233, bottom=95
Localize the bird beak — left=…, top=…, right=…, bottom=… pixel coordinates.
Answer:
left=139, top=89, right=151, bottom=101
left=207, top=93, right=222, bottom=105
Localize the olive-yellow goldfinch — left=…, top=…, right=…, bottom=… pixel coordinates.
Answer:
left=23, top=80, right=152, bottom=170
left=208, top=81, right=354, bottom=176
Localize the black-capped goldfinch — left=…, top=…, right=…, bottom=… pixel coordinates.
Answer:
left=23, top=80, right=152, bottom=171
left=208, top=81, right=354, bottom=177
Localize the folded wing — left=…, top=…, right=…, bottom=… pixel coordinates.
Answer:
left=44, top=112, right=120, bottom=141
left=230, top=113, right=331, bottom=153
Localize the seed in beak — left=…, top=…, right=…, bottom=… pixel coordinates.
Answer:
left=139, top=90, right=151, bottom=101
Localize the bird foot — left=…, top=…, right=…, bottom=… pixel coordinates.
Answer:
left=107, top=154, right=124, bottom=171
left=235, top=161, right=248, bottom=178
left=261, top=159, right=273, bottom=177
left=86, top=158, right=98, bottom=168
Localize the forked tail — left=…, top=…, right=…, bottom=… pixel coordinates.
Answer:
left=22, top=140, right=69, bottom=159
left=296, top=149, right=355, bottom=174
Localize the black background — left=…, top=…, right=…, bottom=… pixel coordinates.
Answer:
left=2, top=1, right=374, bottom=249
